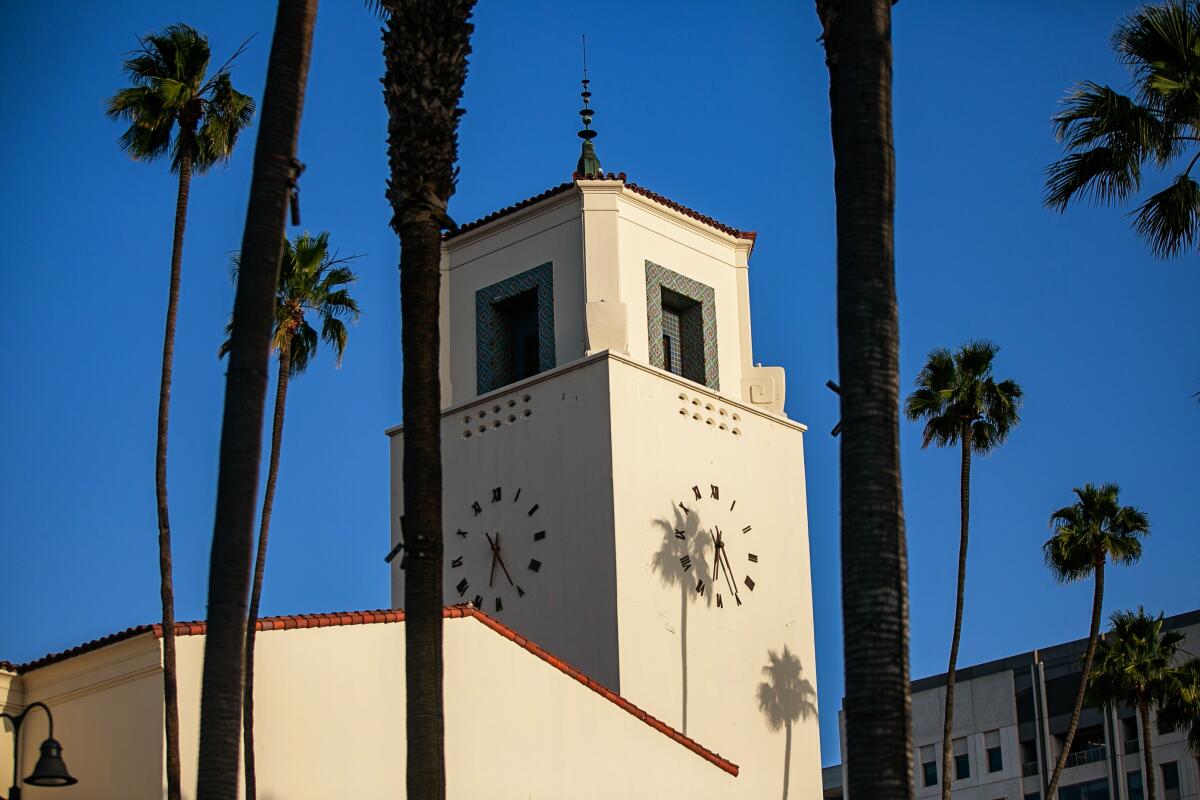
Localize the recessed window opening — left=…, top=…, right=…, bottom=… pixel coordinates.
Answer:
left=660, top=287, right=703, bottom=384
left=953, top=736, right=970, bottom=780
left=497, top=288, right=540, bottom=383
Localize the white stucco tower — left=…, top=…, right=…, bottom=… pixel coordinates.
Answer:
left=387, top=161, right=820, bottom=797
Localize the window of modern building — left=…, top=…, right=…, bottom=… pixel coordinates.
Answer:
left=1064, top=725, right=1107, bottom=768
left=1126, top=770, right=1144, bottom=800
left=1122, top=716, right=1140, bottom=753
left=1157, top=710, right=1173, bottom=736
left=986, top=729, right=1003, bottom=772
left=920, top=744, right=937, bottom=787
left=1161, top=762, right=1180, bottom=800
left=1020, top=738, right=1039, bottom=776
left=953, top=737, right=970, bottom=781
left=1024, top=793, right=1041, bottom=800
left=1058, top=778, right=1110, bottom=800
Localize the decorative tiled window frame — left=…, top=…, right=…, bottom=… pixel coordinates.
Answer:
left=645, top=260, right=718, bottom=390
left=476, top=262, right=556, bottom=395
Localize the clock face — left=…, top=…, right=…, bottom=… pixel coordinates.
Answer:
left=667, top=483, right=758, bottom=609
left=447, top=485, right=546, bottom=614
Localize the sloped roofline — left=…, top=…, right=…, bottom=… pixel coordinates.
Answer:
left=444, top=173, right=756, bottom=246
left=7, top=605, right=738, bottom=776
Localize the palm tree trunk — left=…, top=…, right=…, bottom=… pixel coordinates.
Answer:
left=399, top=218, right=446, bottom=800
left=196, top=3, right=317, bottom=798
left=157, top=142, right=191, bottom=800
left=680, top=580, right=689, bottom=734
left=818, top=1, right=912, bottom=798
left=1141, top=699, right=1157, bottom=800
left=782, top=720, right=793, bottom=800
left=941, top=429, right=972, bottom=800
left=242, top=341, right=292, bottom=800
left=1045, top=558, right=1105, bottom=798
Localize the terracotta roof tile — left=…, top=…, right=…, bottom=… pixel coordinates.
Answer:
left=444, top=174, right=755, bottom=247
left=5, top=606, right=737, bottom=776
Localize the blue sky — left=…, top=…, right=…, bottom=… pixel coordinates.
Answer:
left=1, top=0, right=1197, bottom=768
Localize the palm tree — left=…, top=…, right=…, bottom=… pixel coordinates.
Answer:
left=757, top=645, right=817, bottom=800
left=106, top=25, right=253, bottom=800
left=377, top=2, right=474, bottom=798
left=195, top=2, right=318, bottom=798
left=1045, top=0, right=1200, bottom=258
left=904, top=341, right=1022, bottom=800
left=1088, top=609, right=1184, bottom=800
left=1158, top=658, right=1200, bottom=753
left=814, top=1, right=913, bottom=797
left=221, top=232, right=360, bottom=800
left=1042, top=483, right=1149, bottom=799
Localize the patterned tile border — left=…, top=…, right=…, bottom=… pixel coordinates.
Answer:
left=476, top=262, right=556, bottom=395
left=645, top=261, right=718, bottom=390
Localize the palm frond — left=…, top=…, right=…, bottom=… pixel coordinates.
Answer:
left=321, top=317, right=349, bottom=367
left=1131, top=173, right=1200, bottom=258
left=289, top=322, right=319, bottom=376
left=1114, top=0, right=1200, bottom=121
left=1045, top=147, right=1143, bottom=210
left=195, top=72, right=255, bottom=173
left=1053, top=82, right=1176, bottom=165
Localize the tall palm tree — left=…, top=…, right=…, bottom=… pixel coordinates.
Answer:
left=904, top=341, right=1022, bottom=800
left=221, top=232, right=360, bottom=800
left=815, top=1, right=913, bottom=797
left=105, top=26, right=253, bottom=800
left=377, top=2, right=474, bottom=798
left=1042, top=483, right=1149, bottom=799
left=1045, top=0, right=1200, bottom=258
left=196, top=2, right=318, bottom=798
left=1158, top=658, right=1200, bottom=753
left=1088, top=608, right=1184, bottom=800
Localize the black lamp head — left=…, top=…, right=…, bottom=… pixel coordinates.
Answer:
left=25, top=737, right=77, bottom=787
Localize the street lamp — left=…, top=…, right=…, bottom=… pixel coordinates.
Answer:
left=1, top=701, right=77, bottom=800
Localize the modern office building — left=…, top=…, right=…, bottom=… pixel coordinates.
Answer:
left=825, top=609, right=1199, bottom=800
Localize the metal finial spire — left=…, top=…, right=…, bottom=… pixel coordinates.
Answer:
left=576, top=34, right=602, bottom=176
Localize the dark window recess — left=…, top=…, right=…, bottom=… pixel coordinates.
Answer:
left=1123, top=716, right=1140, bottom=753
left=1162, top=762, right=1180, bottom=800
left=496, top=288, right=541, bottom=383
left=1046, top=672, right=1086, bottom=718
left=1157, top=711, right=1173, bottom=736
left=988, top=745, right=1003, bottom=773
left=1062, top=725, right=1106, bottom=768
left=922, top=760, right=937, bottom=787
left=1015, top=685, right=1037, bottom=724
left=1058, top=778, right=1111, bottom=800
left=1127, top=770, right=1144, bottom=800
left=1024, top=794, right=1042, bottom=800
left=1020, top=739, right=1039, bottom=776
left=955, top=753, right=970, bottom=781
left=660, top=287, right=704, bottom=384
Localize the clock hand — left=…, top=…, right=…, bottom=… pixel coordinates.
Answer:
left=494, top=532, right=516, bottom=587
left=708, top=528, right=722, bottom=586
left=719, top=543, right=741, bottom=605
left=484, top=531, right=499, bottom=587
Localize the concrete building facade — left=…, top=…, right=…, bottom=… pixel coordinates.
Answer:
left=825, top=609, right=1200, bottom=800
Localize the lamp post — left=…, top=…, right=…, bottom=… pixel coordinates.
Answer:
left=1, top=701, right=77, bottom=800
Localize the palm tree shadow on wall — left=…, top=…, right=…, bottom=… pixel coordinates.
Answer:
left=650, top=504, right=712, bottom=735
left=758, top=645, right=816, bottom=800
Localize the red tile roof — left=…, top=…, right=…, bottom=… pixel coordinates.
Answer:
left=8, top=606, right=738, bottom=777
left=444, top=174, right=755, bottom=246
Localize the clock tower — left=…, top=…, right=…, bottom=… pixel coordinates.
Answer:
left=388, top=109, right=820, bottom=798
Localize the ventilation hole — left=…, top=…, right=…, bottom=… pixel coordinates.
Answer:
left=493, top=420, right=502, bottom=428
left=522, top=409, right=532, bottom=417
left=522, top=394, right=531, bottom=403
left=677, top=393, right=687, bottom=401
left=479, top=410, right=487, bottom=418
left=463, top=415, right=472, bottom=424
left=719, top=423, right=728, bottom=431
left=478, top=425, right=487, bottom=434
left=718, top=408, right=727, bottom=416
left=705, top=403, right=714, bottom=411
left=692, top=398, right=701, bottom=406
left=732, top=428, right=742, bottom=436
left=507, top=414, right=516, bottom=423
left=706, top=418, right=715, bottom=426
left=463, top=430, right=472, bottom=439
left=507, top=399, right=516, bottom=408
left=692, top=414, right=701, bottom=420
left=679, top=408, right=688, bottom=415
left=492, top=405, right=501, bottom=413
left=732, top=413, right=741, bottom=422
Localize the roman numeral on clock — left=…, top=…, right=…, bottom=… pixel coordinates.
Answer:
left=517, top=585, right=526, bottom=598
left=455, top=529, right=468, bottom=538
left=513, top=488, right=521, bottom=503
left=742, top=525, right=752, bottom=534
left=678, top=502, right=690, bottom=516
left=494, top=596, right=503, bottom=612
left=710, top=484, right=719, bottom=499
left=528, top=558, right=542, bottom=572
left=473, top=594, right=483, bottom=609
left=717, top=593, right=724, bottom=608
left=680, top=555, right=693, bottom=571
left=527, top=504, right=539, bottom=517
left=533, top=530, right=546, bottom=542
left=692, top=485, right=702, bottom=500
left=674, top=529, right=686, bottom=540
left=492, top=487, right=502, bottom=502
left=696, top=579, right=705, bottom=594
left=456, top=578, right=469, bottom=596
left=451, top=556, right=463, bottom=568
left=471, top=501, right=482, bottom=516
left=748, top=553, right=758, bottom=563
left=744, top=575, right=756, bottom=591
